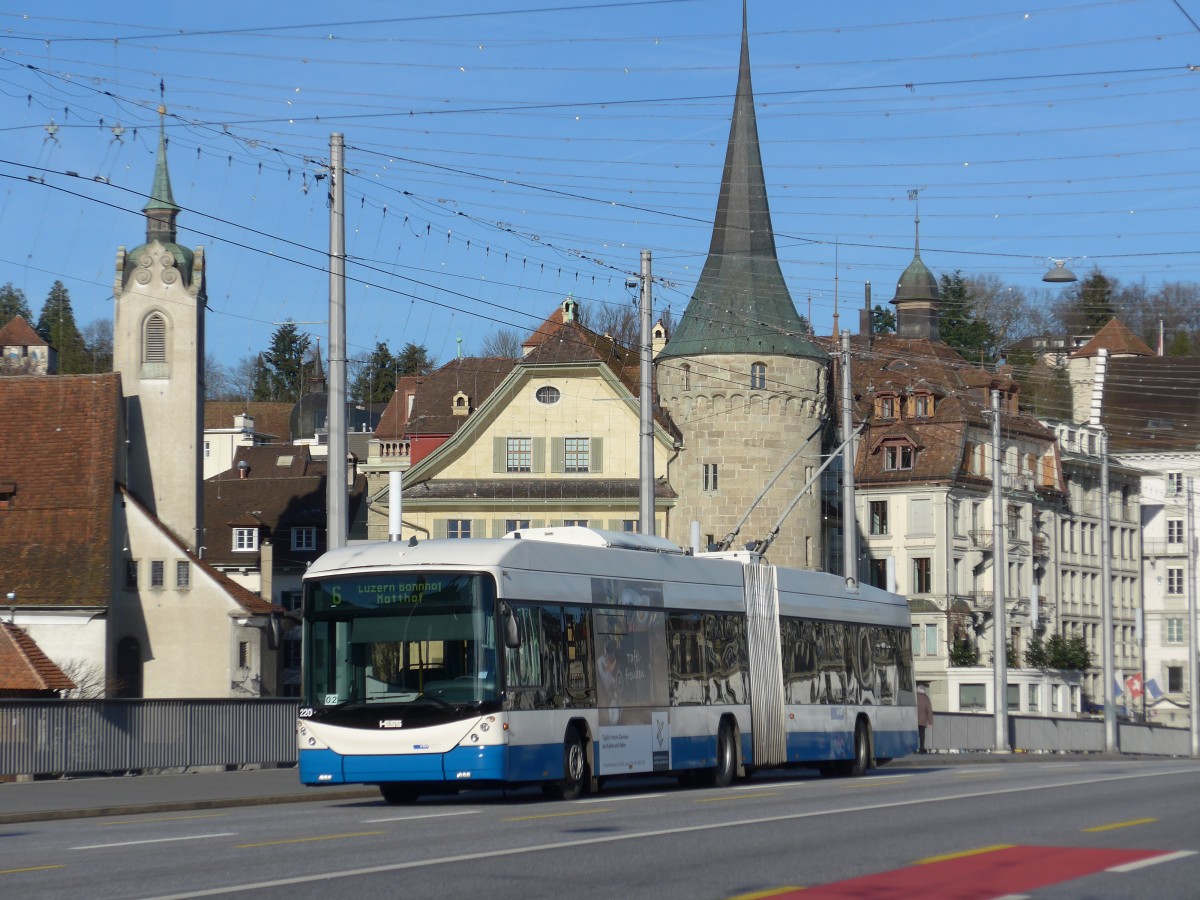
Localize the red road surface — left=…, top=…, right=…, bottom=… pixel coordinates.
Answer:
left=759, top=845, right=1175, bottom=899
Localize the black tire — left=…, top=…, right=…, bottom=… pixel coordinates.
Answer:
left=848, top=719, right=871, bottom=777
left=704, top=720, right=737, bottom=788
left=378, top=783, right=419, bottom=804
left=543, top=728, right=588, bottom=800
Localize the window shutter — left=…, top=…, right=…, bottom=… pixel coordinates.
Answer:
left=551, top=437, right=565, bottom=473
left=532, top=437, right=546, bottom=473
left=472, top=519, right=486, bottom=539
left=606, top=519, right=622, bottom=531
left=491, top=519, right=506, bottom=538
left=144, top=313, right=167, bottom=363
left=493, top=437, right=505, bottom=473
left=432, top=519, right=448, bottom=539
left=591, top=437, right=604, bottom=473
left=532, top=518, right=546, bottom=528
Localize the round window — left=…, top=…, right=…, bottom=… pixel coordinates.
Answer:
left=536, top=386, right=561, bottom=405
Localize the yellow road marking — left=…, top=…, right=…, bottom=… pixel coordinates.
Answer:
left=916, top=844, right=1015, bottom=865
left=99, top=813, right=225, bottom=826
left=697, top=792, right=780, bottom=803
left=0, top=865, right=65, bottom=875
left=235, top=831, right=385, bottom=848
left=504, top=808, right=613, bottom=822
left=1085, top=817, right=1157, bottom=833
left=726, top=887, right=805, bottom=899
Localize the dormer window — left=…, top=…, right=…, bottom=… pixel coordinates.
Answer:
left=877, top=395, right=897, bottom=419
left=452, top=391, right=469, bottom=416
left=913, top=393, right=933, bottom=418
left=750, top=362, right=766, bottom=390
left=881, top=439, right=916, bottom=471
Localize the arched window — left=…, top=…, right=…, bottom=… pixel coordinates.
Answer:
left=750, top=362, right=766, bottom=390
left=116, top=636, right=143, bottom=698
left=143, top=313, right=167, bottom=363
left=681, top=364, right=691, bottom=391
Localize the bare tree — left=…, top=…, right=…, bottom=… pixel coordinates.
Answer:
left=58, top=657, right=113, bottom=699
left=226, top=354, right=263, bottom=403
left=478, top=327, right=523, bottom=358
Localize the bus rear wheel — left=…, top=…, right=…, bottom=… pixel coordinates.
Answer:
left=848, top=719, right=871, bottom=777
left=543, top=728, right=588, bottom=800
left=379, top=783, right=419, bottom=804
left=703, top=720, right=737, bottom=788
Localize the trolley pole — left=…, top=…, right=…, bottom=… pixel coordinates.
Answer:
left=638, top=250, right=655, bottom=535
left=1188, top=478, right=1198, bottom=758
left=327, top=133, right=347, bottom=551
left=840, top=331, right=857, bottom=587
left=991, top=390, right=1009, bottom=752
left=1100, top=430, right=1116, bottom=752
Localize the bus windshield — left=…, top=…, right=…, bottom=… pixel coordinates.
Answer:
left=303, top=572, right=497, bottom=710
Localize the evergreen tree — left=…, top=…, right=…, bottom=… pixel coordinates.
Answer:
left=871, top=305, right=896, bottom=334
left=0, top=282, right=33, bottom=324
left=349, top=341, right=400, bottom=403
left=938, top=271, right=997, bottom=363
left=253, top=322, right=311, bottom=402
left=1051, top=269, right=1118, bottom=334
left=36, top=280, right=88, bottom=373
left=396, top=342, right=435, bottom=377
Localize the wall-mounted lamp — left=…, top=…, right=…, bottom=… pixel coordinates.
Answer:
left=1042, top=259, right=1078, bottom=284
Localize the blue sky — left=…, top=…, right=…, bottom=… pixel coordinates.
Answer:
left=1, top=0, right=1197, bottom=371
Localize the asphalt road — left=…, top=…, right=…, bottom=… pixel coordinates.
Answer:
left=2, top=758, right=1199, bottom=899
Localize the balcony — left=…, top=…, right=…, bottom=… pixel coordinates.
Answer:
left=1004, top=473, right=1036, bottom=493
left=969, top=529, right=994, bottom=550
left=969, top=591, right=994, bottom=612
left=1032, top=535, right=1050, bottom=557
left=1144, top=540, right=1187, bottom=558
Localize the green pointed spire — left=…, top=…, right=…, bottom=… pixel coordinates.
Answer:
left=143, top=106, right=179, bottom=244
left=659, top=2, right=824, bottom=362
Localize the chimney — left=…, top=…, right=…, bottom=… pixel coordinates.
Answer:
left=860, top=282, right=873, bottom=339
left=237, top=460, right=250, bottom=479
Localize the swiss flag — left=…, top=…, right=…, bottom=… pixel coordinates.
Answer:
left=1125, top=673, right=1144, bottom=700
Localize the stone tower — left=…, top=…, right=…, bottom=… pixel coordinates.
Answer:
left=655, top=5, right=829, bottom=570
left=113, top=109, right=206, bottom=551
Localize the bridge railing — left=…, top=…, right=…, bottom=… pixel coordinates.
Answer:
left=929, top=711, right=1192, bottom=757
left=0, top=699, right=298, bottom=777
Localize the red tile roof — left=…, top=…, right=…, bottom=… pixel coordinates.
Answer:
left=0, top=315, right=46, bottom=347
left=1069, top=317, right=1154, bottom=359
left=204, top=401, right=294, bottom=442
left=0, top=621, right=76, bottom=693
left=0, top=374, right=121, bottom=607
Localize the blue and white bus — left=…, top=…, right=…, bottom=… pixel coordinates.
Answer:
left=297, top=527, right=917, bottom=802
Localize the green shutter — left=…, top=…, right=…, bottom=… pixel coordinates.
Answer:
left=493, top=437, right=505, bottom=473
left=551, top=437, right=565, bottom=473
left=532, top=437, right=546, bottom=473
left=591, top=437, right=604, bottom=473
left=532, top=518, right=546, bottom=528
left=471, top=519, right=486, bottom=540
left=491, top=518, right=506, bottom=537
left=606, top=519, right=622, bottom=531
left=432, top=519, right=448, bottom=539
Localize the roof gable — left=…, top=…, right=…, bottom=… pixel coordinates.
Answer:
left=1069, top=317, right=1154, bottom=359
left=0, top=315, right=46, bottom=347
left=0, top=622, right=76, bottom=693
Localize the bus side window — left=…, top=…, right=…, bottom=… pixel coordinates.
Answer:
left=562, top=606, right=595, bottom=706
left=504, top=605, right=543, bottom=689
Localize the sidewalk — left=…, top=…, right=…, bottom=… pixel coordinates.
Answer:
left=0, top=767, right=375, bottom=824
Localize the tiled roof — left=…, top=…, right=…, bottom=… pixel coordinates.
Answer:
left=0, top=315, right=46, bottom=347
left=1069, top=317, right=1154, bottom=359
left=0, top=621, right=76, bottom=692
left=204, top=401, right=294, bottom=442
left=0, top=374, right=120, bottom=607
left=405, top=357, right=515, bottom=436
left=204, top=444, right=367, bottom=569
left=374, top=377, right=421, bottom=440
left=1103, top=355, right=1200, bottom=452
left=826, top=334, right=1054, bottom=487
left=401, top=478, right=677, bottom=502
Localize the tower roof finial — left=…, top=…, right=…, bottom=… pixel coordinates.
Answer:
left=143, top=99, right=180, bottom=244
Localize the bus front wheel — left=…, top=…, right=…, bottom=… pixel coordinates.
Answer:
left=543, top=728, right=588, bottom=801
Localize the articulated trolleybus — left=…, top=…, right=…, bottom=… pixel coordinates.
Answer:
left=298, top=527, right=917, bottom=802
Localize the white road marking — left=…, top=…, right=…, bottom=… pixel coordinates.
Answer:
left=143, top=765, right=1200, bottom=899
left=363, top=810, right=479, bottom=823
left=1107, top=850, right=1197, bottom=873
left=71, top=833, right=237, bottom=850
left=579, top=793, right=666, bottom=804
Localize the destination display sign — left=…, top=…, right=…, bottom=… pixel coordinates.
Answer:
left=309, top=573, right=474, bottom=613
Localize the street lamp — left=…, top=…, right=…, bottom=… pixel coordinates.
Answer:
left=1042, top=259, right=1078, bottom=283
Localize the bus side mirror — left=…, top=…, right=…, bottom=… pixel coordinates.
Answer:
left=501, top=603, right=521, bottom=650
